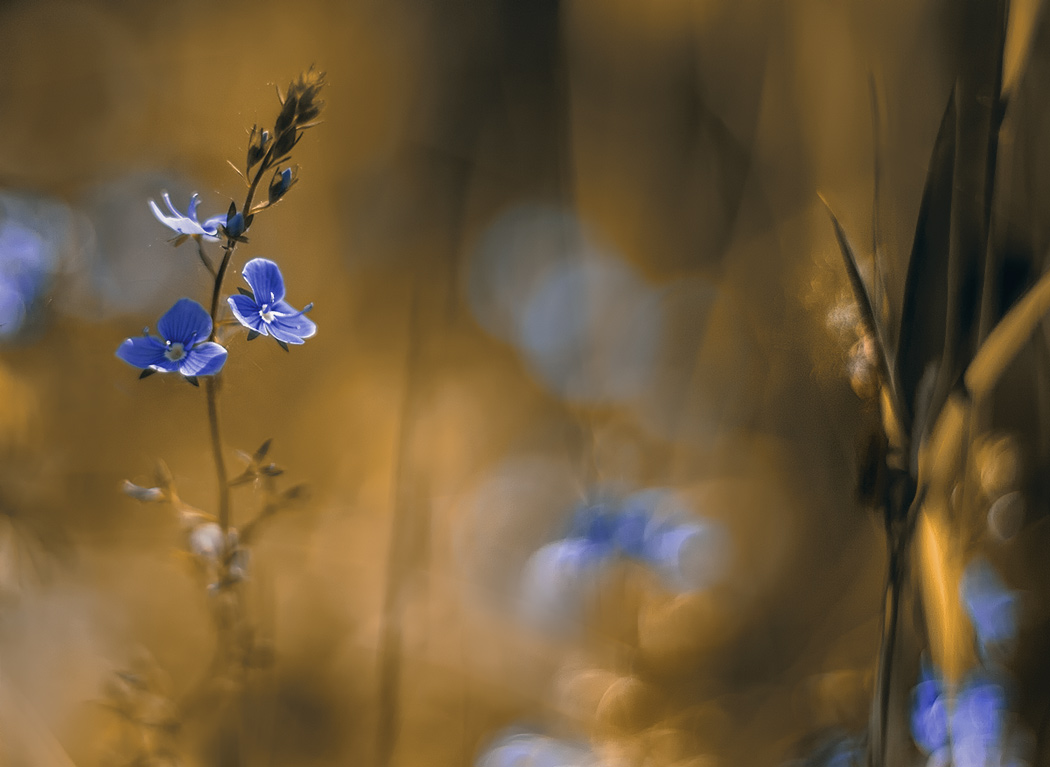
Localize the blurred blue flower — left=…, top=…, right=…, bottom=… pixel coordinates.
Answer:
left=0, top=222, right=51, bottom=338
left=569, top=491, right=730, bottom=587
left=0, top=194, right=70, bottom=339
left=148, top=192, right=225, bottom=242
left=519, top=537, right=609, bottom=633
left=911, top=663, right=949, bottom=756
left=961, top=558, right=1019, bottom=659
left=228, top=258, right=315, bottom=345
left=567, top=500, right=621, bottom=553
left=116, top=298, right=228, bottom=376
left=910, top=664, right=1020, bottom=767
left=476, top=729, right=595, bottom=767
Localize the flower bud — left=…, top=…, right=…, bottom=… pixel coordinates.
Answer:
left=268, top=167, right=295, bottom=204
left=225, top=211, right=246, bottom=239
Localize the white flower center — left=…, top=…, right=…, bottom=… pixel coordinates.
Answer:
left=165, top=342, right=186, bottom=361
left=260, top=308, right=275, bottom=324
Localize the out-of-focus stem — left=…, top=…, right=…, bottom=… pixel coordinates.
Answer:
left=205, top=377, right=231, bottom=534
left=376, top=283, right=421, bottom=767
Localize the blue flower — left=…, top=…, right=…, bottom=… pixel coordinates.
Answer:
left=116, top=298, right=228, bottom=376
left=227, top=258, right=316, bottom=345
left=148, top=192, right=225, bottom=242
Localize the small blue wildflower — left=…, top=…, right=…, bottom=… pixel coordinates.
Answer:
left=961, top=558, right=1019, bottom=660
left=116, top=298, right=227, bottom=376
left=148, top=193, right=225, bottom=242
left=227, top=258, right=316, bottom=345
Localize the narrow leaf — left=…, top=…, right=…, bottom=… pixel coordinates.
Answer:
left=276, top=340, right=289, bottom=352
left=966, top=264, right=1050, bottom=398
left=254, top=438, right=272, bottom=461
left=238, top=287, right=254, bottom=298
left=819, top=196, right=900, bottom=418
left=896, top=89, right=957, bottom=434
left=247, top=330, right=260, bottom=341
left=184, top=376, right=200, bottom=387
left=139, top=368, right=156, bottom=379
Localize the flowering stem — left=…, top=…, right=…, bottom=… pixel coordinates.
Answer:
left=203, top=138, right=280, bottom=539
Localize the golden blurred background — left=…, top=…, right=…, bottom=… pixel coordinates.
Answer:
left=0, top=0, right=1048, bottom=765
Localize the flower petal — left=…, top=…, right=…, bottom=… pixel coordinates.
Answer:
left=116, top=335, right=177, bottom=371
left=242, top=258, right=286, bottom=304
left=162, top=192, right=183, bottom=218
left=187, top=193, right=201, bottom=223
left=148, top=199, right=179, bottom=229
left=158, top=298, right=213, bottom=345
left=179, top=341, right=227, bottom=376
left=200, top=215, right=224, bottom=238
left=228, top=294, right=266, bottom=333
left=268, top=300, right=316, bottom=344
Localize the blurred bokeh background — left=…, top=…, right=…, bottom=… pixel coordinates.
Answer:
left=0, top=0, right=1048, bottom=765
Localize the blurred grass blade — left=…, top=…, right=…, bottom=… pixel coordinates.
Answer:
left=966, top=263, right=1050, bottom=398
left=1002, top=0, right=1046, bottom=99
left=896, top=90, right=957, bottom=435
left=869, top=75, right=893, bottom=343
left=819, top=196, right=899, bottom=419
